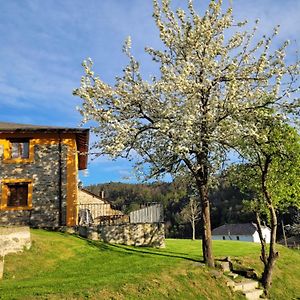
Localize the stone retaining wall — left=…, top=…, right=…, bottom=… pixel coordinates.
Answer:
left=0, top=226, right=31, bottom=256
left=78, top=223, right=165, bottom=248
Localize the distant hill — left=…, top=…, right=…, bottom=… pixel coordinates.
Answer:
left=85, top=181, right=255, bottom=238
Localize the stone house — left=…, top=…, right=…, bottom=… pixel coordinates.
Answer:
left=0, top=122, right=89, bottom=227
left=212, top=223, right=271, bottom=243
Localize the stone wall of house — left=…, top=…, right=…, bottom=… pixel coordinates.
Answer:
left=78, top=223, right=165, bottom=248
left=0, top=226, right=31, bottom=256
left=0, top=143, right=68, bottom=227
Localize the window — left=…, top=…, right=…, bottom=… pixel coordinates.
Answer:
left=3, top=138, right=34, bottom=163
left=10, top=139, right=29, bottom=159
left=7, top=183, right=29, bottom=207
left=1, top=179, right=33, bottom=210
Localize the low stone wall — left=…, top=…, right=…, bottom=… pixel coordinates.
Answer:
left=78, top=223, right=165, bottom=248
left=0, top=226, right=31, bottom=256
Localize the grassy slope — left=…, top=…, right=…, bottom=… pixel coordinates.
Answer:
left=0, top=230, right=299, bottom=300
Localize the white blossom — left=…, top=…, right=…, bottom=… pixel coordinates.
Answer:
left=74, top=0, right=299, bottom=265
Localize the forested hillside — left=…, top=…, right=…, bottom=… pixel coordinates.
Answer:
left=84, top=180, right=255, bottom=238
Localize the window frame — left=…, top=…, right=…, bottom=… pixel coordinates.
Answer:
left=3, top=138, right=34, bottom=163
left=0, top=179, right=33, bottom=211
left=10, top=139, right=30, bottom=159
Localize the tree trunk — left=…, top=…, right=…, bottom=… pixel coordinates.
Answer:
left=184, top=120, right=214, bottom=266
left=261, top=204, right=279, bottom=295
left=255, top=212, right=267, bottom=266
left=197, top=182, right=214, bottom=267
left=192, top=218, right=196, bottom=240
left=260, top=158, right=279, bottom=295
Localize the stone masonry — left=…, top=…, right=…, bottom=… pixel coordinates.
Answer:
left=78, top=223, right=165, bottom=248
left=0, top=226, right=31, bottom=280
left=0, top=226, right=31, bottom=256
left=0, top=143, right=68, bottom=227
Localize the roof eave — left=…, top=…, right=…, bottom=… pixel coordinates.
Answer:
left=0, top=125, right=90, bottom=171
left=76, top=130, right=89, bottom=170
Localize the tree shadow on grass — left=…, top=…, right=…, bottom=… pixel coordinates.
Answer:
left=78, top=236, right=203, bottom=263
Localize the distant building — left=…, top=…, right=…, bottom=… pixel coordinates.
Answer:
left=212, top=223, right=271, bottom=243
left=0, top=121, right=89, bottom=227
left=78, top=189, right=124, bottom=224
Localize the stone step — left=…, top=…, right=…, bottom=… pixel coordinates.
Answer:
left=227, top=271, right=238, bottom=279
left=233, top=280, right=259, bottom=292
left=244, top=288, right=264, bottom=300
left=226, top=278, right=235, bottom=288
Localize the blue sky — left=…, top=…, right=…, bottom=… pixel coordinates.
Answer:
left=0, top=0, right=299, bottom=186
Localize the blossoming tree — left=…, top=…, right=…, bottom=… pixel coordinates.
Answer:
left=74, top=0, right=299, bottom=267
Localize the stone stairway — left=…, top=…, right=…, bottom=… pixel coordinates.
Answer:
left=227, top=278, right=264, bottom=300
left=217, top=258, right=265, bottom=300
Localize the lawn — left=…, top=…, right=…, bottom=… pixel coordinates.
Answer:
left=0, top=230, right=299, bottom=299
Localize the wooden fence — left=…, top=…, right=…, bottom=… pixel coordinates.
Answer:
left=78, top=203, right=164, bottom=225
left=78, top=203, right=126, bottom=225
left=129, top=203, right=163, bottom=223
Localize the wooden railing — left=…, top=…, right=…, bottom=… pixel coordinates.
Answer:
left=78, top=202, right=164, bottom=225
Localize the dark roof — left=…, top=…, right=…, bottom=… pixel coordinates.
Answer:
left=0, top=121, right=89, bottom=170
left=212, top=223, right=267, bottom=235
left=0, top=121, right=87, bottom=133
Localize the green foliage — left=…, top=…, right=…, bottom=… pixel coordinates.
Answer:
left=85, top=179, right=250, bottom=238
left=235, top=123, right=300, bottom=216
left=86, top=181, right=184, bottom=209
left=209, top=174, right=255, bottom=228
left=86, top=181, right=193, bottom=238
left=233, top=118, right=300, bottom=291
left=281, top=207, right=300, bottom=239
left=269, top=131, right=300, bottom=211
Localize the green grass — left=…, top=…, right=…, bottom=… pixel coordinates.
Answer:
left=0, top=230, right=299, bottom=299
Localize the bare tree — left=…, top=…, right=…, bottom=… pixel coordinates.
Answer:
left=181, top=197, right=201, bottom=240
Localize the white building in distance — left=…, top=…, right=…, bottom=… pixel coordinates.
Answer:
left=212, top=223, right=271, bottom=243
